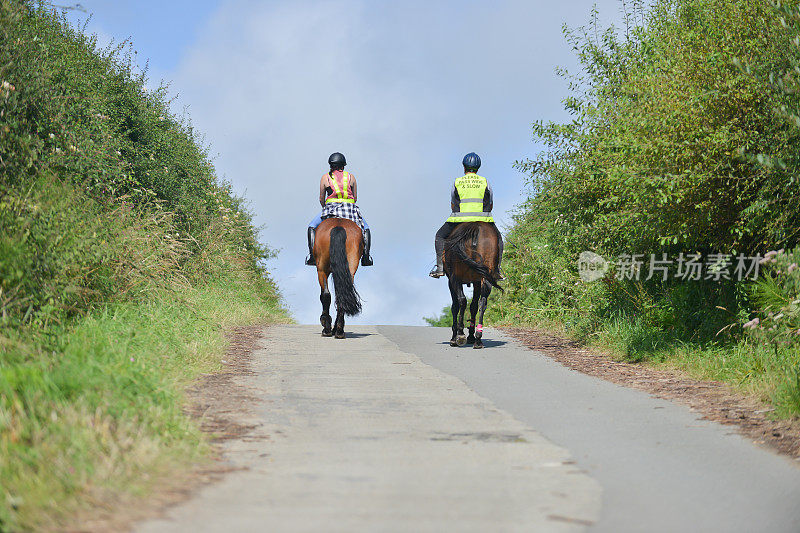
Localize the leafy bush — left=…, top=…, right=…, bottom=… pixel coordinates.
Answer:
left=521, top=0, right=800, bottom=257
left=424, top=305, right=453, bottom=327
left=0, top=2, right=272, bottom=328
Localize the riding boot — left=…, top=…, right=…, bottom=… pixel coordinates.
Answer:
left=428, top=236, right=445, bottom=278
left=361, top=229, right=374, bottom=266
left=495, top=226, right=505, bottom=280
left=305, top=227, right=316, bottom=266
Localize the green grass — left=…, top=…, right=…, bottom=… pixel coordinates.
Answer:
left=0, top=277, right=289, bottom=531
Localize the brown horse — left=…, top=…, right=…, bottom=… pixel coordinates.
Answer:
left=313, top=218, right=363, bottom=338
left=443, top=222, right=503, bottom=349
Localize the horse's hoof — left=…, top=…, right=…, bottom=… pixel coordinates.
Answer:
left=322, top=329, right=333, bottom=337
left=456, top=335, right=467, bottom=346
left=450, top=339, right=459, bottom=347
left=335, top=332, right=345, bottom=339
left=473, top=342, right=484, bottom=349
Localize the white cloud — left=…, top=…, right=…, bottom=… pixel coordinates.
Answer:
left=173, top=0, right=622, bottom=325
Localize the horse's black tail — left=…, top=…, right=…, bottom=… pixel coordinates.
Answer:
left=446, top=224, right=504, bottom=291
left=330, top=226, right=362, bottom=316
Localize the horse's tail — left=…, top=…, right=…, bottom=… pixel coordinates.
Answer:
left=329, top=226, right=362, bottom=316
left=447, top=224, right=504, bottom=291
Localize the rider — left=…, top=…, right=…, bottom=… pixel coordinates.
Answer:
left=306, top=152, right=373, bottom=267
left=429, top=152, right=504, bottom=279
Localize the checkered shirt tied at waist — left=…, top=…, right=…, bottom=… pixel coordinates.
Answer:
left=320, top=202, right=366, bottom=233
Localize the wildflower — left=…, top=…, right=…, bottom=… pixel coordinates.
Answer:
left=158, top=116, right=165, bottom=121
left=760, top=250, right=779, bottom=264
left=788, top=263, right=798, bottom=274
left=49, top=133, right=55, bottom=139
left=743, top=317, right=760, bottom=329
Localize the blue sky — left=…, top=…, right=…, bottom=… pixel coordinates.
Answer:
left=67, top=0, right=624, bottom=325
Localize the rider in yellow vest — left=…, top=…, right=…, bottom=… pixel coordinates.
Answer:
left=429, top=152, right=504, bottom=279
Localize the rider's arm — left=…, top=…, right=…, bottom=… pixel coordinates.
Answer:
left=450, top=184, right=459, bottom=212
left=319, top=174, right=328, bottom=207
left=351, top=174, right=357, bottom=202
left=484, top=182, right=493, bottom=212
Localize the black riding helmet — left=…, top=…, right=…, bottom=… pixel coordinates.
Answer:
left=328, top=152, right=346, bottom=170
left=462, top=152, right=481, bottom=172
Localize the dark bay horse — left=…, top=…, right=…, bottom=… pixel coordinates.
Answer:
left=314, top=218, right=363, bottom=338
left=444, top=222, right=503, bottom=349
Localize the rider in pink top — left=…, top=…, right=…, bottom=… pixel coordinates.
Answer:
left=306, top=152, right=373, bottom=267
left=321, top=169, right=357, bottom=204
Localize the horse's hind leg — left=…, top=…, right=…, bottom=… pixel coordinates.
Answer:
left=334, top=309, right=345, bottom=339
left=319, top=271, right=333, bottom=337
left=467, top=288, right=479, bottom=344
left=449, top=279, right=467, bottom=347
left=474, top=280, right=492, bottom=349
left=457, top=286, right=467, bottom=342
left=448, top=278, right=461, bottom=346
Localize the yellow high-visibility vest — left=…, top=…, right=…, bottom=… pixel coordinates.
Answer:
left=446, top=173, right=494, bottom=223
left=326, top=171, right=355, bottom=204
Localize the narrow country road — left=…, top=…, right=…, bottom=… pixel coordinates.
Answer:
left=137, top=325, right=800, bottom=532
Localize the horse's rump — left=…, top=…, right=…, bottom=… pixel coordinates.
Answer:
left=444, top=222, right=502, bottom=289
left=314, top=218, right=362, bottom=317
left=314, top=218, right=363, bottom=268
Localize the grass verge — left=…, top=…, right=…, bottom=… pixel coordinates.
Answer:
left=0, top=276, right=289, bottom=531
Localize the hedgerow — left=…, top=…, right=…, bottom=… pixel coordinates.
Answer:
left=490, top=0, right=800, bottom=414
left=0, top=1, right=287, bottom=529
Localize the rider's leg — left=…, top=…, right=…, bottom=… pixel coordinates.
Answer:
left=429, top=222, right=456, bottom=278
left=306, top=214, right=322, bottom=266
left=360, top=220, right=373, bottom=266
left=490, top=222, right=505, bottom=280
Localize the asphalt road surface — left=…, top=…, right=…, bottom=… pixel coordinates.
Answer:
left=137, top=325, right=800, bottom=533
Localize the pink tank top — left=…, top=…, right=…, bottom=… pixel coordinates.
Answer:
left=325, top=170, right=355, bottom=203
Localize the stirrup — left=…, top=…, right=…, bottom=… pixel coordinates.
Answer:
left=429, top=266, right=444, bottom=278
left=361, top=255, right=373, bottom=267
